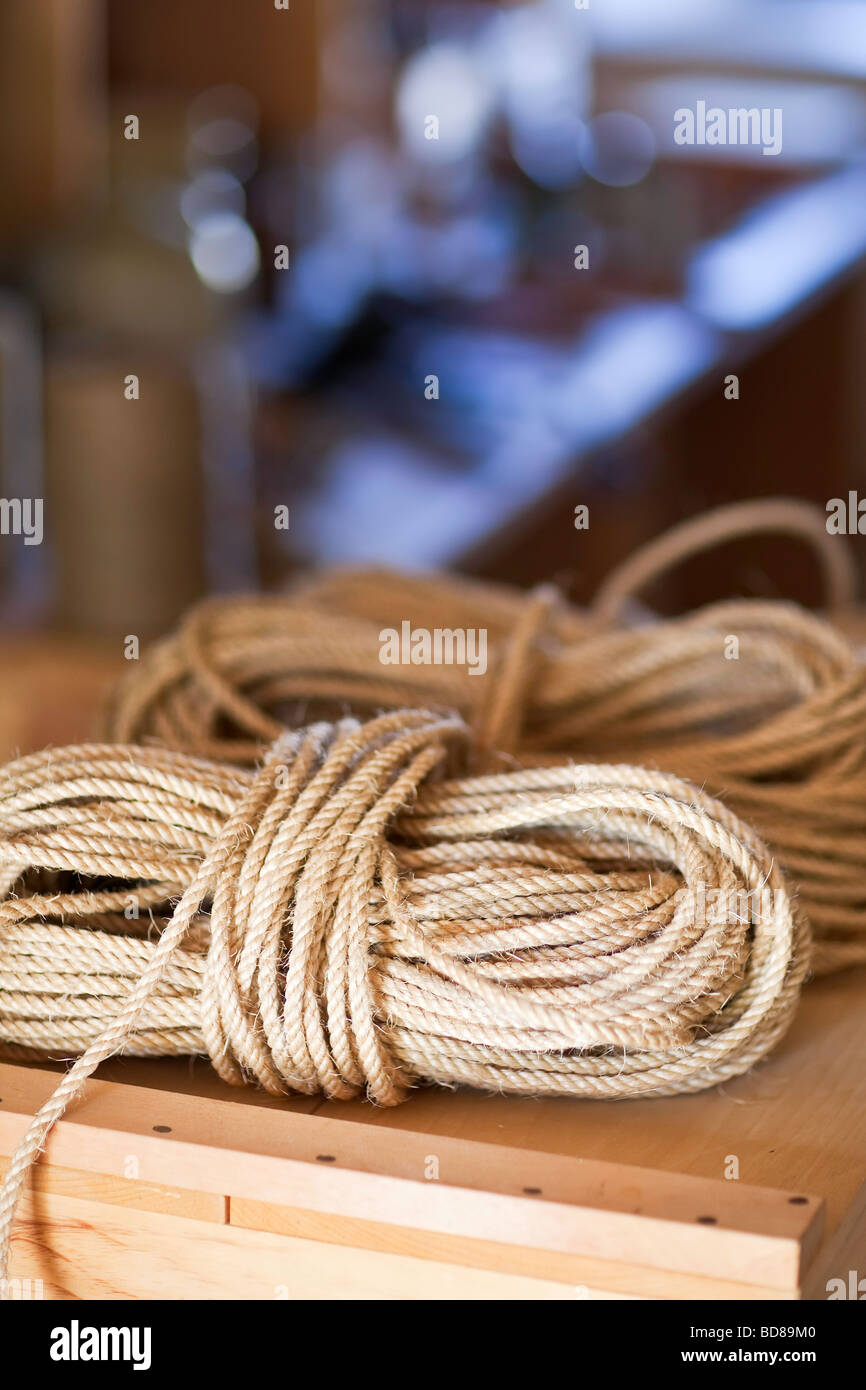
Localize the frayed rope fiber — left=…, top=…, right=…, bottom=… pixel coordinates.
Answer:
left=0, top=709, right=809, bottom=1280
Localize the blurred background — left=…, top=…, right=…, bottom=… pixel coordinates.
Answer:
left=1, top=0, right=866, bottom=663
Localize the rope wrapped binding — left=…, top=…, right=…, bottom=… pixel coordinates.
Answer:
left=0, top=708, right=809, bottom=1281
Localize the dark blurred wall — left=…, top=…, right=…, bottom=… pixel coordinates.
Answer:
left=106, top=0, right=319, bottom=139
left=0, top=0, right=106, bottom=252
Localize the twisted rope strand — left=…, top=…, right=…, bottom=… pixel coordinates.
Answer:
left=106, top=585, right=866, bottom=972
left=0, top=709, right=809, bottom=1285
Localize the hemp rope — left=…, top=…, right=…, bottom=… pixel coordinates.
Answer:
left=0, top=707, right=809, bottom=1284
left=106, top=502, right=866, bottom=975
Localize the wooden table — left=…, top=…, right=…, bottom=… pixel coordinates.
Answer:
left=0, top=636, right=864, bottom=1300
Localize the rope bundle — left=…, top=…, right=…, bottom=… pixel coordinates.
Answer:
left=0, top=708, right=809, bottom=1278
left=0, top=498, right=860, bottom=1287
left=106, top=507, right=866, bottom=975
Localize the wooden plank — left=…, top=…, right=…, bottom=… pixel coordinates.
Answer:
left=0, top=1155, right=225, bottom=1224
left=0, top=1063, right=822, bottom=1290
left=229, top=1197, right=796, bottom=1302
left=11, top=1188, right=607, bottom=1302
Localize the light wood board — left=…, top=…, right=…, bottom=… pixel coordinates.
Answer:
left=2, top=966, right=864, bottom=1300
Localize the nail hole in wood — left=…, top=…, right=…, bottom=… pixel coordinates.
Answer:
left=316, top=1154, right=336, bottom=1163
left=788, top=1195, right=808, bottom=1205
left=153, top=1124, right=172, bottom=1133
left=523, top=1186, right=542, bottom=1195
left=697, top=1215, right=717, bottom=1224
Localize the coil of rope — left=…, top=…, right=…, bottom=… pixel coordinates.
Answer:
left=0, top=707, right=810, bottom=1285
left=106, top=500, right=866, bottom=975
